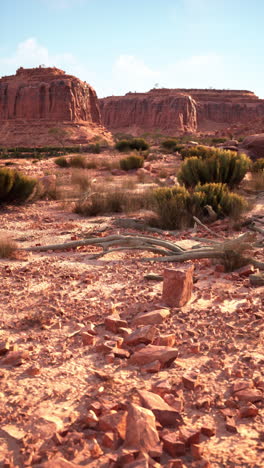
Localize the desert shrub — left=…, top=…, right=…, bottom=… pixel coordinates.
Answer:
left=0, top=168, right=36, bottom=204
left=0, top=236, right=17, bottom=258
left=160, top=139, right=183, bottom=153
left=88, top=143, right=101, bottom=154
left=120, top=154, right=144, bottom=171
left=151, top=186, right=192, bottom=229
left=54, top=156, right=69, bottom=168
left=71, top=170, right=91, bottom=192
left=178, top=151, right=250, bottom=187
left=180, top=145, right=216, bottom=160
left=252, top=158, right=264, bottom=172
left=116, top=138, right=149, bottom=152
left=151, top=183, right=247, bottom=229
left=193, top=183, right=247, bottom=218
left=69, top=155, right=88, bottom=169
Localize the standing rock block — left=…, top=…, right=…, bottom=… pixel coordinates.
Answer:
left=124, top=403, right=162, bottom=456
left=162, top=264, right=194, bottom=307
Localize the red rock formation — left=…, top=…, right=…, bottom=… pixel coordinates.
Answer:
left=99, top=88, right=264, bottom=135
left=99, top=91, right=198, bottom=134
left=0, top=66, right=111, bottom=146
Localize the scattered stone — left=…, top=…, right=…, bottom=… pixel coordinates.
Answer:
left=26, top=365, right=41, bottom=376
left=98, top=410, right=127, bottom=440
left=105, top=315, right=128, bottom=333
left=161, top=433, right=186, bottom=456
left=0, top=340, right=10, bottom=356
left=179, top=427, right=200, bottom=446
left=124, top=325, right=158, bottom=346
left=137, top=389, right=183, bottom=427
left=102, top=431, right=119, bottom=449
left=81, top=331, right=95, bottom=346
left=225, top=417, right=238, bottom=433
left=113, top=348, right=130, bottom=359
left=235, top=264, right=254, bottom=277
left=151, top=379, right=172, bottom=397
left=165, top=460, right=185, bottom=468
left=153, top=334, right=176, bottom=347
left=1, top=350, right=29, bottom=366
left=191, top=443, right=203, bottom=460
left=239, top=403, right=259, bottom=418
left=182, top=373, right=199, bottom=390
left=141, top=360, right=161, bottom=373
left=129, top=345, right=178, bottom=368
left=132, top=309, right=170, bottom=326
left=235, top=389, right=263, bottom=403
left=35, top=458, right=82, bottom=468
left=90, top=437, right=103, bottom=458
left=83, top=410, right=98, bottom=428
left=201, top=426, right=216, bottom=437
left=162, top=264, right=194, bottom=307
left=124, top=403, right=162, bottom=456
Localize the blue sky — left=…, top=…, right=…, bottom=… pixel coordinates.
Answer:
left=1, top=0, right=264, bottom=98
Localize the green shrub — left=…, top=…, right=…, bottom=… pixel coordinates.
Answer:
left=116, top=138, right=149, bottom=152
left=178, top=150, right=250, bottom=187
left=252, top=158, right=264, bottom=172
left=54, top=156, right=69, bottom=168
left=180, top=145, right=216, bottom=160
left=160, top=139, right=183, bottom=153
left=88, top=143, right=101, bottom=154
left=150, top=183, right=247, bottom=229
left=120, top=154, right=144, bottom=171
left=0, top=168, right=36, bottom=204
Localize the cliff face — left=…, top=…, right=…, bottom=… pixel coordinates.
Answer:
left=99, top=88, right=264, bottom=134
left=0, top=67, right=111, bottom=146
left=100, top=92, right=198, bottom=134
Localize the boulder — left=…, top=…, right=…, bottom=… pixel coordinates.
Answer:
left=124, top=403, right=162, bottom=456
left=241, top=133, right=264, bottom=160
left=137, top=389, right=183, bottom=427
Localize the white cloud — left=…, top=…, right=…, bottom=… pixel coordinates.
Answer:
left=0, top=38, right=93, bottom=82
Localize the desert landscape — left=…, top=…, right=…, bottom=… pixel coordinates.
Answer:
left=0, top=63, right=263, bottom=468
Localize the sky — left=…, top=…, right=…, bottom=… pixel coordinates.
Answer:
left=1, top=0, right=264, bottom=98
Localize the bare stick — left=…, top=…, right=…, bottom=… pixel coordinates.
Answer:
left=193, top=216, right=225, bottom=239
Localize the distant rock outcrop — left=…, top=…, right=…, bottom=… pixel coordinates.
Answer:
left=99, top=88, right=264, bottom=135
left=0, top=66, right=111, bottom=146
left=99, top=91, right=198, bottom=134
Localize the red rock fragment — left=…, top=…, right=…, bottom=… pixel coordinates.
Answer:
left=235, top=264, right=254, bottom=277
left=179, top=427, right=200, bottom=446
left=151, top=379, right=172, bottom=397
left=113, top=348, right=130, bottom=359
left=153, top=334, right=176, bottom=347
left=102, top=431, right=119, bottom=449
left=105, top=315, right=128, bottom=333
left=1, top=350, right=29, bottom=366
left=0, top=341, right=10, bottom=356
left=231, top=380, right=252, bottom=394
left=137, top=390, right=183, bottom=427
left=201, top=426, right=216, bottom=437
left=90, top=401, right=102, bottom=416
left=182, top=373, right=199, bottom=390
left=225, top=417, right=237, bottom=433
left=81, top=331, right=95, bottom=346
left=124, top=325, right=158, bottom=346
left=191, top=443, right=203, bottom=460
left=141, top=360, right=161, bottom=373
left=161, top=433, right=186, bottom=456
left=83, top=410, right=98, bottom=428
left=162, top=264, right=194, bottom=307
left=132, top=309, right=170, bottom=326
left=129, top=345, right=178, bottom=368
left=35, top=458, right=82, bottom=467
left=235, top=389, right=263, bottom=403
left=163, top=395, right=183, bottom=412
left=124, top=403, right=162, bottom=456
left=26, top=365, right=40, bottom=376
left=98, top=410, right=127, bottom=440
left=90, top=437, right=103, bottom=458
left=239, top=403, right=258, bottom=418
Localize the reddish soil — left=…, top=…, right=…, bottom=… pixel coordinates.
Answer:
left=0, top=153, right=263, bottom=467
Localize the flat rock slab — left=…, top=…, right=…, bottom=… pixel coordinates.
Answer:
left=129, top=344, right=178, bottom=368
left=132, top=309, right=170, bottom=326
left=124, top=325, right=158, bottom=346
left=162, top=264, right=194, bottom=307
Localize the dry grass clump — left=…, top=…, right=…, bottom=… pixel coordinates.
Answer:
left=0, top=236, right=18, bottom=258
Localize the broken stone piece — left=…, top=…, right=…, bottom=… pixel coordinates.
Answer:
left=129, top=345, right=178, bottom=368
left=161, top=433, right=186, bottom=456
left=124, top=325, right=158, bottom=346
left=137, top=389, right=183, bottom=427
left=162, top=264, right=194, bottom=307
left=105, top=315, right=128, bottom=333
left=124, top=403, right=162, bottom=456
left=132, top=309, right=170, bottom=326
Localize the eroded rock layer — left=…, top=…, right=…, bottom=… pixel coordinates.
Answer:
left=0, top=67, right=111, bottom=146
left=99, top=88, right=264, bottom=134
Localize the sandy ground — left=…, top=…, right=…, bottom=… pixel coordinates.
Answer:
left=0, top=154, right=263, bottom=467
